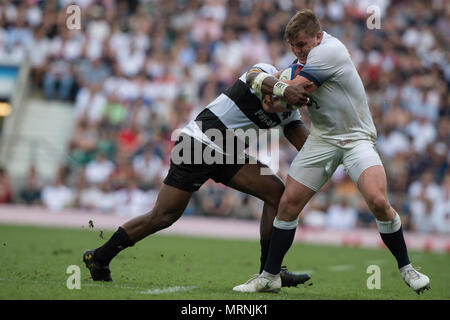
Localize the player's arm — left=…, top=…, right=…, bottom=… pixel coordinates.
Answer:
left=283, top=120, right=310, bottom=151
left=257, top=76, right=317, bottom=113
left=246, top=68, right=310, bottom=107
left=283, top=76, right=318, bottom=94
left=260, top=94, right=292, bottom=113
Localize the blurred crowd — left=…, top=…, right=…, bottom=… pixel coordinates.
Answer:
left=0, top=0, right=448, bottom=234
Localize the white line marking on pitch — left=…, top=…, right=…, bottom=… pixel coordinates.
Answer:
left=328, top=265, right=355, bottom=272
left=84, top=282, right=147, bottom=290
left=0, top=277, right=196, bottom=294
left=140, top=286, right=197, bottom=295
left=0, top=277, right=147, bottom=290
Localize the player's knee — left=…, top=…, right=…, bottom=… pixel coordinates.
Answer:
left=145, top=207, right=182, bottom=229
left=367, top=194, right=390, bottom=215
left=161, top=209, right=183, bottom=228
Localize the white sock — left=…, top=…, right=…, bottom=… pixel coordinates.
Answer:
left=376, top=212, right=402, bottom=234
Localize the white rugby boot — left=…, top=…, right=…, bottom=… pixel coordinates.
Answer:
left=233, top=273, right=281, bottom=293
left=400, top=264, right=430, bottom=294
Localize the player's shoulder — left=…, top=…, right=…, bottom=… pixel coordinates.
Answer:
left=307, top=31, right=349, bottom=64
left=239, top=63, right=278, bottom=82
left=249, top=63, right=278, bottom=75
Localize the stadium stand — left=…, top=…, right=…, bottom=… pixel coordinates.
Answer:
left=0, top=0, right=448, bottom=234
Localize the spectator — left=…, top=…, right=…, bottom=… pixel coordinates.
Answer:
left=325, top=198, right=358, bottom=230
left=100, top=93, right=128, bottom=128
left=406, top=114, right=437, bottom=154
left=18, top=165, right=42, bottom=206
left=95, top=126, right=116, bottom=161
left=68, top=119, right=99, bottom=165
left=41, top=174, right=73, bottom=212
left=132, top=147, right=164, bottom=189
left=42, top=52, right=74, bottom=100
left=355, top=198, right=376, bottom=229
left=109, top=153, right=135, bottom=190
left=85, top=152, right=115, bottom=185
left=1, top=0, right=447, bottom=235
left=29, top=26, right=50, bottom=87
left=197, top=181, right=235, bottom=218
left=408, top=170, right=442, bottom=232
left=232, top=195, right=263, bottom=221
left=0, top=167, right=13, bottom=204
left=74, top=83, right=107, bottom=124
left=76, top=56, right=111, bottom=89
left=79, top=180, right=116, bottom=213
left=302, top=193, right=328, bottom=230
left=114, top=181, right=151, bottom=218
left=116, top=124, right=143, bottom=158
left=433, top=173, right=450, bottom=234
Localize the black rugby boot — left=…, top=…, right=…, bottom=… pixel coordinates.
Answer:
left=83, top=249, right=113, bottom=282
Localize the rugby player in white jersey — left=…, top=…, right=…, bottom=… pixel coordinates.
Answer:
left=82, top=63, right=313, bottom=287
left=234, top=9, right=430, bottom=294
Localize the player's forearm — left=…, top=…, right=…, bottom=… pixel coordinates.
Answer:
left=246, top=70, right=279, bottom=96
left=246, top=69, right=310, bottom=106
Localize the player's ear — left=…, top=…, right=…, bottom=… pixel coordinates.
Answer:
left=316, top=31, right=323, bottom=43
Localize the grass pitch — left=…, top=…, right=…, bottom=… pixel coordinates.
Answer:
left=0, top=224, right=448, bottom=300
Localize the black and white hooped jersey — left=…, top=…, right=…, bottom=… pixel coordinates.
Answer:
left=180, top=63, right=302, bottom=152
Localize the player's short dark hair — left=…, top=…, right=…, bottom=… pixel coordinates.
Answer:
left=284, top=9, right=322, bottom=41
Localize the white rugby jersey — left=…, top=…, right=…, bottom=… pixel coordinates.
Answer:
left=180, top=63, right=302, bottom=152
left=299, top=31, right=377, bottom=146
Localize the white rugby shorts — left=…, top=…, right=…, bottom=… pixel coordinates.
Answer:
left=288, top=135, right=383, bottom=192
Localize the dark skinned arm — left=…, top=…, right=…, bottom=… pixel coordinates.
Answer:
left=246, top=68, right=310, bottom=107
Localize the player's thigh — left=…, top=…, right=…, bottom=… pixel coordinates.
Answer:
left=343, top=142, right=384, bottom=190
left=356, top=165, right=388, bottom=198
left=288, top=135, right=342, bottom=192
left=343, top=143, right=391, bottom=214
left=227, top=161, right=285, bottom=208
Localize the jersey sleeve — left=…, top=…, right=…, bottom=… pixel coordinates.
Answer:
left=298, top=41, right=348, bottom=87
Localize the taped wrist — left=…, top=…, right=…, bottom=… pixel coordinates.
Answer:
left=273, top=81, right=290, bottom=98
left=251, top=72, right=271, bottom=95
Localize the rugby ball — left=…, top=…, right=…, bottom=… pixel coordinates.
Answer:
left=278, top=64, right=303, bottom=110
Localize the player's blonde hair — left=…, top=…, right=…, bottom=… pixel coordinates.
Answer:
left=284, top=9, right=322, bottom=41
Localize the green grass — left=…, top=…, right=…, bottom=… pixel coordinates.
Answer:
left=0, top=224, right=449, bottom=300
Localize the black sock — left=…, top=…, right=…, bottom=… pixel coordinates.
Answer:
left=380, top=227, right=410, bottom=269
left=259, top=240, right=270, bottom=274
left=94, top=227, right=134, bottom=265
left=264, top=226, right=296, bottom=275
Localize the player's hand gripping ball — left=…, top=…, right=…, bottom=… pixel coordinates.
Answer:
left=278, top=64, right=304, bottom=110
